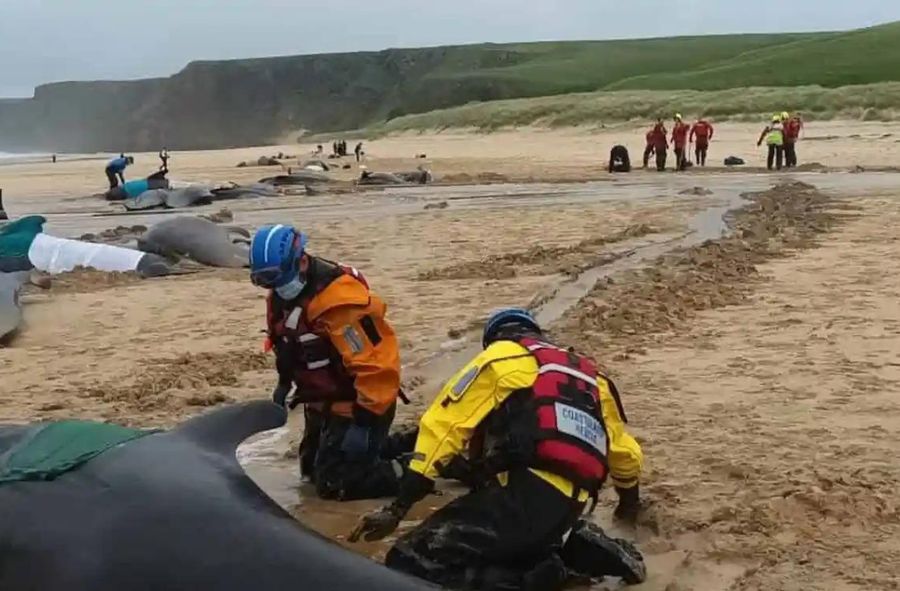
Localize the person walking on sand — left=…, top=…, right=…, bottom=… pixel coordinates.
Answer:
left=642, top=129, right=655, bottom=169
left=671, top=114, right=690, bottom=171
left=354, top=142, right=364, bottom=162
left=104, top=154, right=133, bottom=189
left=649, top=118, right=668, bottom=171
left=690, top=118, right=714, bottom=167
left=783, top=112, right=803, bottom=168
left=757, top=114, right=785, bottom=171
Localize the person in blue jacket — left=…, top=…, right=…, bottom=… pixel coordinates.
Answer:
left=105, top=155, right=134, bottom=189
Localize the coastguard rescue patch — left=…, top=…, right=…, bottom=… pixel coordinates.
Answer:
left=342, top=325, right=365, bottom=354
left=554, top=403, right=607, bottom=453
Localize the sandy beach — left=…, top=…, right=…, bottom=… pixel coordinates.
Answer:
left=1, top=122, right=899, bottom=590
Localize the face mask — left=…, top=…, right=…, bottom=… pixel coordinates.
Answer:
left=275, top=274, right=306, bottom=301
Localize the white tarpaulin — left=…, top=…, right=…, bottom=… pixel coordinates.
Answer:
left=27, top=233, right=145, bottom=275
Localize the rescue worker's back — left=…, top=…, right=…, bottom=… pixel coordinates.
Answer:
left=410, top=339, right=642, bottom=499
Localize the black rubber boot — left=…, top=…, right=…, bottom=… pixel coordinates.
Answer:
left=560, top=520, right=646, bottom=585
left=614, top=485, right=641, bottom=524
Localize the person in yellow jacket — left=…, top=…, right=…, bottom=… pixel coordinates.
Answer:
left=351, top=308, right=645, bottom=590
left=757, top=114, right=785, bottom=171
left=251, top=224, right=405, bottom=500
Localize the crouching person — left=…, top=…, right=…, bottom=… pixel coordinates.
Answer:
left=351, top=308, right=646, bottom=590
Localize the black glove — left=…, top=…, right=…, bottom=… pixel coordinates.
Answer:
left=349, top=504, right=404, bottom=542
left=614, top=485, right=641, bottom=524
left=271, top=382, right=292, bottom=407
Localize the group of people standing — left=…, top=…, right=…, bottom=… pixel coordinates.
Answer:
left=757, top=112, right=804, bottom=170
left=247, top=224, right=646, bottom=590
left=642, top=114, right=714, bottom=172
left=332, top=140, right=365, bottom=162
left=635, top=111, right=803, bottom=172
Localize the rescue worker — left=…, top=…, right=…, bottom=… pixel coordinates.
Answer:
left=250, top=224, right=404, bottom=500
left=642, top=129, right=655, bottom=168
left=671, top=114, right=690, bottom=171
left=608, top=145, right=631, bottom=173
left=350, top=308, right=646, bottom=591
left=757, top=114, right=785, bottom=171
left=650, top=118, right=668, bottom=171
left=690, top=118, right=714, bottom=167
left=783, top=112, right=803, bottom=168
left=105, top=154, right=133, bottom=189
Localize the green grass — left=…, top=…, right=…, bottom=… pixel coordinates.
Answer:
left=368, top=82, right=900, bottom=134
left=607, top=21, right=900, bottom=90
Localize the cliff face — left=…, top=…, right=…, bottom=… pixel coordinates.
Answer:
left=0, top=34, right=824, bottom=152
left=0, top=47, right=515, bottom=152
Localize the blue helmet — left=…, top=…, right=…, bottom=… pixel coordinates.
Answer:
left=249, top=224, right=308, bottom=288
left=482, top=307, right=541, bottom=348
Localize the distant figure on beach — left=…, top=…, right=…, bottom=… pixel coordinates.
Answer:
left=783, top=112, right=803, bottom=168
left=105, top=155, right=134, bottom=189
left=51, top=154, right=57, bottom=164
left=671, top=114, right=690, bottom=171
left=332, top=141, right=339, bottom=156
left=690, top=119, right=714, bottom=167
left=158, top=148, right=169, bottom=173
left=649, top=118, right=668, bottom=171
left=642, top=130, right=654, bottom=168
left=757, top=114, right=785, bottom=171
left=355, top=142, right=364, bottom=162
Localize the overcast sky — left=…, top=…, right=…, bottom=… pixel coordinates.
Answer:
left=1, top=0, right=898, bottom=97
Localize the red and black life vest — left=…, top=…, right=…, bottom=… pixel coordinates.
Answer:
left=478, top=337, right=610, bottom=496
left=266, top=258, right=367, bottom=405
left=520, top=337, right=610, bottom=493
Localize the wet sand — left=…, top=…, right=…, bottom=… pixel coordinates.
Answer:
left=2, top=126, right=900, bottom=590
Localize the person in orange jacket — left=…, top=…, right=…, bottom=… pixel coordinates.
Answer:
left=690, top=118, right=714, bottom=166
left=671, top=114, right=690, bottom=171
left=250, top=224, right=405, bottom=500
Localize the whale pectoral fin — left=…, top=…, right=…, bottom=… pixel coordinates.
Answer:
left=176, top=401, right=287, bottom=455
left=225, top=226, right=251, bottom=238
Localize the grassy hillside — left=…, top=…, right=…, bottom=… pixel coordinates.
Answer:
left=390, top=34, right=822, bottom=118
left=1, top=23, right=899, bottom=151
left=371, top=83, right=900, bottom=134
left=608, top=21, right=900, bottom=90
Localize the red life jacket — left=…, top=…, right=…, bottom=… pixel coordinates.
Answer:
left=692, top=121, right=712, bottom=143
left=650, top=124, right=668, bottom=148
left=784, top=118, right=801, bottom=141
left=672, top=122, right=690, bottom=147
left=518, top=337, right=610, bottom=494
left=266, top=258, right=368, bottom=405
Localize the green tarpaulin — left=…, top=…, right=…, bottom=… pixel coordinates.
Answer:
left=0, top=420, right=155, bottom=485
